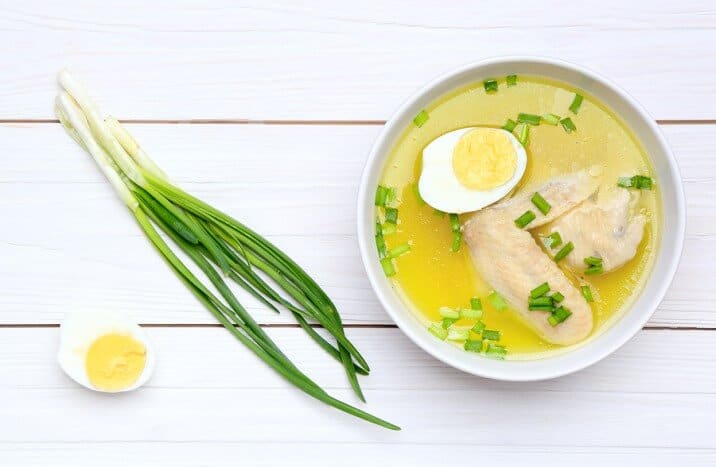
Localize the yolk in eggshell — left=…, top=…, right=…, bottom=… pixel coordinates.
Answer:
left=85, top=333, right=147, bottom=391
left=452, top=128, right=516, bottom=190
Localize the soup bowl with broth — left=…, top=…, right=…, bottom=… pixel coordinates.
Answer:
left=357, top=57, right=685, bottom=381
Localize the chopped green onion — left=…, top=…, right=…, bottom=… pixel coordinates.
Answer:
left=384, top=207, right=398, bottom=224
left=485, top=343, right=507, bottom=359
left=488, top=291, right=508, bottom=311
left=529, top=296, right=554, bottom=307
left=551, top=292, right=565, bottom=303
left=506, top=74, right=518, bottom=86
left=428, top=324, right=448, bottom=340
left=543, top=113, right=561, bottom=125
left=531, top=192, right=551, bottom=215
left=517, top=123, right=530, bottom=146
left=569, top=94, right=584, bottom=114
left=529, top=304, right=554, bottom=312
left=503, top=119, right=517, bottom=132
left=385, top=187, right=397, bottom=205
left=617, top=176, right=633, bottom=188
left=412, top=183, right=426, bottom=205
left=375, top=219, right=382, bottom=236
left=449, top=213, right=460, bottom=232
left=482, top=329, right=501, bottom=341
left=560, top=117, right=576, bottom=133
left=471, top=321, right=486, bottom=334
left=554, top=241, right=574, bottom=262
left=375, top=185, right=389, bottom=206
left=620, top=175, right=654, bottom=190
left=451, top=231, right=462, bottom=252
left=381, top=223, right=396, bottom=235
left=447, top=328, right=470, bottom=341
left=581, top=285, right=594, bottom=302
left=583, top=256, right=603, bottom=267
left=530, top=282, right=550, bottom=298
left=515, top=210, right=536, bottom=228
left=470, top=297, right=483, bottom=311
left=518, top=113, right=541, bottom=125
left=413, top=110, right=429, bottom=128
left=375, top=233, right=387, bottom=258
left=380, top=257, right=396, bottom=277
left=542, top=232, right=563, bottom=249
left=584, top=265, right=603, bottom=275
left=441, top=317, right=457, bottom=329
left=483, top=79, right=498, bottom=93
left=464, top=339, right=483, bottom=352
left=439, top=306, right=460, bottom=319
left=548, top=306, right=572, bottom=326
left=460, top=308, right=483, bottom=319
left=388, top=243, right=411, bottom=259
left=434, top=209, right=446, bottom=218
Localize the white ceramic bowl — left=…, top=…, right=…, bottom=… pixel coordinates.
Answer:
left=357, top=56, right=685, bottom=381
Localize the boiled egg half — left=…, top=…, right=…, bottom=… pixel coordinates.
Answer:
left=58, top=311, right=156, bottom=393
left=418, top=127, right=527, bottom=213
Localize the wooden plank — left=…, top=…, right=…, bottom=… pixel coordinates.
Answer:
left=0, top=123, right=712, bottom=326
left=0, top=1, right=714, bottom=120
left=0, top=327, right=714, bottom=464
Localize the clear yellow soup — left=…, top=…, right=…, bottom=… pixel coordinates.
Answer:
left=378, top=76, right=660, bottom=359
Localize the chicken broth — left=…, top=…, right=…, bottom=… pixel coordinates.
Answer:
left=377, top=76, right=660, bottom=359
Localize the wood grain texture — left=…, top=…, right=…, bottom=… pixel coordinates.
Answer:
left=0, top=123, right=712, bottom=326
left=0, top=327, right=714, bottom=465
left=0, top=1, right=714, bottom=120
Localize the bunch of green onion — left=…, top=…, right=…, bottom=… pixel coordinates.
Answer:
left=53, top=70, right=398, bottom=430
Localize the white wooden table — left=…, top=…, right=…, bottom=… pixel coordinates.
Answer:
left=1, top=2, right=715, bottom=465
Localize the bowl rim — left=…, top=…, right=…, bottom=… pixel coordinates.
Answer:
left=356, top=55, right=686, bottom=381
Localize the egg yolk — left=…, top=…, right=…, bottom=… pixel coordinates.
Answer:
left=452, top=128, right=516, bottom=190
left=85, top=333, right=147, bottom=391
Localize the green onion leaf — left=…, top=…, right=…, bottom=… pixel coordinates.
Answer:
left=634, top=176, right=654, bottom=190
left=584, top=256, right=603, bottom=267
left=388, top=243, right=411, bottom=259
left=412, top=183, right=426, bottom=205
left=464, top=339, right=483, bottom=352
left=581, top=285, right=594, bottom=302
left=531, top=192, right=551, bottom=215
left=447, top=328, right=470, bottom=341
left=460, top=308, right=483, bottom=319
left=470, top=297, right=483, bottom=311
left=552, top=292, right=565, bottom=303
left=515, top=210, right=536, bottom=228
left=413, top=110, right=429, bottom=128
left=503, top=119, right=517, bottom=132
left=543, top=113, right=561, bottom=125
left=439, top=306, right=460, bottom=319
left=384, top=207, right=398, bottom=224
left=381, top=223, right=396, bottom=235
left=441, top=317, right=457, bottom=329
left=569, top=94, right=584, bottom=114
left=471, top=321, right=486, bottom=334
left=584, top=265, right=603, bottom=275
left=560, top=117, right=577, bottom=133
left=542, top=232, right=563, bottom=249
left=518, top=113, right=542, bottom=125
left=506, top=74, right=518, bottom=86
left=517, top=123, right=530, bottom=146
left=482, top=329, right=501, bottom=341
left=375, top=185, right=389, bottom=206
left=548, top=306, right=572, bottom=326
left=530, top=282, right=550, bottom=298
left=485, top=343, right=507, bottom=359
left=380, top=257, right=396, bottom=277
left=428, top=324, right=448, bottom=340
left=529, top=296, right=554, bottom=307
left=483, top=79, right=498, bottom=93
left=451, top=231, right=462, bottom=253
left=488, top=291, right=508, bottom=311
left=554, top=241, right=574, bottom=262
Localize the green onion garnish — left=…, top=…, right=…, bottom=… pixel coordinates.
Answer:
left=375, top=233, right=387, bottom=258
left=470, top=297, right=482, bottom=311
left=542, top=232, right=563, bottom=249
left=380, top=257, right=396, bottom=277
left=529, top=296, right=553, bottom=307
left=554, top=241, right=574, bottom=262
left=385, top=187, right=397, bottom=205
left=483, top=79, right=498, bottom=93
left=530, top=282, right=550, bottom=298
left=548, top=306, right=572, bottom=326
left=485, top=343, right=507, bottom=359
left=471, top=321, right=486, bottom=334
left=584, top=256, right=603, bottom=267
left=506, top=74, right=518, bottom=86
left=428, top=324, right=448, bottom=340
left=413, top=110, right=429, bottom=128
left=552, top=292, right=565, bottom=303
left=488, top=291, right=508, bottom=311
left=584, top=265, right=603, bottom=275
left=617, top=176, right=633, bottom=188
left=460, top=308, right=483, bottom=319
left=451, top=231, right=462, bottom=252
left=581, top=285, right=594, bottom=302
left=447, top=328, right=470, bottom=341
left=412, top=183, right=426, bottom=205
left=560, top=117, right=576, bottom=133
left=381, top=223, right=396, bottom=235
left=439, top=306, right=460, bottom=319
left=531, top=192, right=551, bottom=215
left=515, top=210, right=536, bottom=228
left=441, top=317, right=457, bottom=329
left=517, top=123, right=530, bottom=146
left=529, top=304, right=554, bottom=312
left=388, top=243, right=411, bottom=259
left=569, top=94, right=584, bottom=114
left=434, top=209, right=446, bottom=218
left=375, top=185, right=389, bottom=206
left=518, top=113, right=541, bottom=125
left=503, top=119, right=517, bottom=132
left=482, top=329, right=501, bottom=341
left=464, top=339, right=483, bottom=352
left=543, top=113, right=561, bottom=125
left=384, top=207, right=398, bottom=224
left=619, top=175, right=654, bottom=190
left=449, top=213, right=460, bottom=232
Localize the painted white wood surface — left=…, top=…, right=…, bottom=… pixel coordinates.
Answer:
left=0, top=1, right=714, bottom=120
left=1, top=327, right=715, bottom=466
left=0, top=123, right=712, bottom=326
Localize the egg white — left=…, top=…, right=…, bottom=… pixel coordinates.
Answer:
left=418, top=127, right=527, bottom=214
left=57, top=311, right=156, bottom=393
